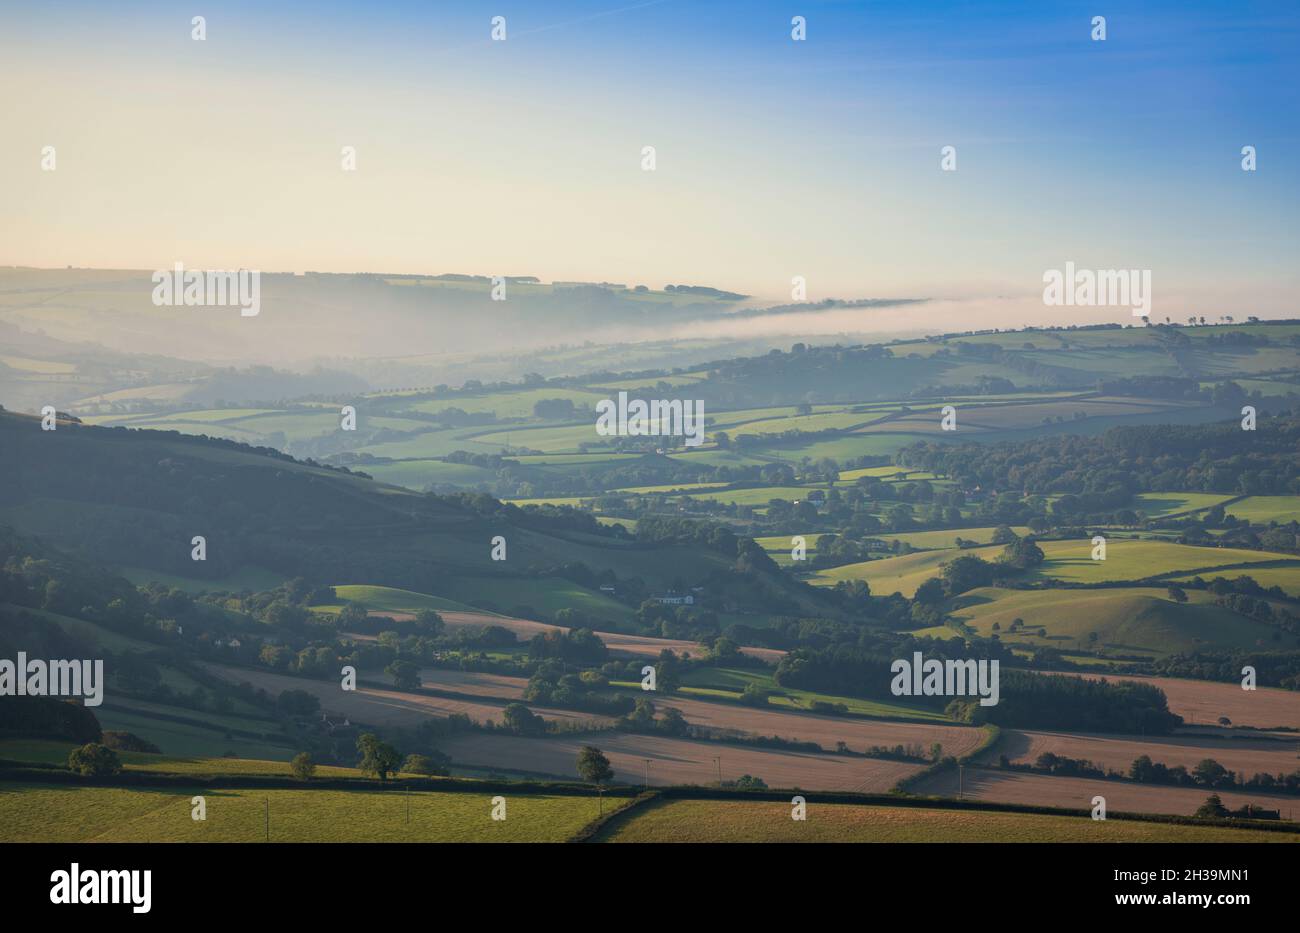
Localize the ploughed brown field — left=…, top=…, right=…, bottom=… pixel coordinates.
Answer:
left=996, top=729, right=1300, bottom=778
left=1053, top=671, right=1300, bottom=729
left=371, top=609, right=785, bottom=663
left=202, top=664, right=612, bottom=729
left=415, top=668, right=529, bottom=700
left=414, top=667, right=984, bottom=757
left=438, top=732, right=924, bottom=791
left=916, top=766, right=1300, bottom=820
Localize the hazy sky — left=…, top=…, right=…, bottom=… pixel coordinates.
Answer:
left=2, top=0, right=1297, bottom=317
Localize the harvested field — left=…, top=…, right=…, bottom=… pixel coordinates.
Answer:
left=202, top=664, right=611, bottom=730
left=644, top=693, right=984, bottom=757
left=915, top=766, right=1300, bottom=820
left=997, top=729, right=1300, bottom=777
left=417, top=668, right=528, bottom=700
left=414, top=668, right=983, bottom=756
left=440, top=732, right=923, bottom=791
left=1052, top=671, right=1300, bottom=729
left=602, top=798, right=1296, bottom=843
left=385, top=610, right=784, bottom=663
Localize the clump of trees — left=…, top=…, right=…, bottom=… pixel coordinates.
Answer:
left=67, top=742, right=121, bottom=777
left=356, top=733, right=401, bottom=781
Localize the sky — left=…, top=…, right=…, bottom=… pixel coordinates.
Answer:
left=1, top=0, right=1297, bottom=321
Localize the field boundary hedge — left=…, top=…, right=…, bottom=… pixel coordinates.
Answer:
left=649, top=785, right=1300, bottom=835
left=0, top=763, right=637, bottom=798
left=568, top=790, right=661, bottom=842
left=893, top=723, right=1002, bottom=794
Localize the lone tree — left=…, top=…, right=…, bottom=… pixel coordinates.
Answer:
left=68, top=743, right=121, bottom=777
left=502, top=703, right=547, bottom=737
left=1194, top=794, right=1229, bottom=820
left=356, top=733, right=401, bottom=782
left=576, top=746, right=614, bottom=787
left=290, top=752, right=316, bottom=781
left=413, top=609, right=445, bottom=636
left=576, top=746, right=615, bottom=814
left=385, top=660, right=421, bottom=691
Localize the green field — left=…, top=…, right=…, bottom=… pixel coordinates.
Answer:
left=678, top=668, right=953, bottom=721
left=812, top=546, right=1002, bottom=597
left=873, top=527, right=1032, bottom=549
left=1167, top=565, right=1300, bottom=599
left=1132, top=492, right=1236, bottom=518
left=327, top=578, right=637, bottom=625
left=321, top=584, right=486, bottom=616
left=361, top=459, right=500, bottom=489
left=948, top=586, right=1289, bottom=655
left=1027, top=539, right=1295, bottom=584
left=814, top=539, right=1296, bottom=596
left=434, top=575, right=635, bottom=622
left=119, top=565, right=286, bottom=593
left=0, top=739, right=347, bottom=775
left=602, top=799, right=1294, bottom=843
left=678, top=486, right=825, bottom=506
left=1226, top=496, right=1300, bottom=524
left=0, top=783, right=612, bottom=843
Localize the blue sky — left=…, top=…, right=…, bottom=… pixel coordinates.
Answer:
left=1, top=0, right=1296, bottom=320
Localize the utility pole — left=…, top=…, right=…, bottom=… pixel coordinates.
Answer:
left=713, top=756, right=722, bottom=786
left=958, top=764, right=964, bottom=800
left=265, top=797, right=270, bottom=842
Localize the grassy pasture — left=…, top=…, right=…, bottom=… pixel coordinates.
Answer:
left=433, top=575, right=635, bottom=621
left=0, top=739, right=331, bottom=775
left=1226, top=496, right=1300, bottom=524
left=0, top=354, right=77, bottom=374
left=404, top=388, right=608, bottom=418
left=321, top=584, right=485, bottom=616
left=679, top=485, right=819, bottom=506
left=591, top=372, right=708, bottom=390
left=1028, top=539, right=1293, bottom=584
left=812, top=538, right=1295, bottom=598
left=949, top=586, right=1286, bottom=655
left=611, top=481, right=730, bottom=495
left=1132, top=492, right=1236, bottom=517
left=361, top=459, right=499, bottom=489
left=88, top=708, right=293, bottom=762
left=0, top=783, right=610, bottom=843
left=1166, top=565, right=1300, bottom=599
left=677, top=668, right=953, bottom=721
left=119, top=564, right=286, bottom=593
left=811, top=545, right=1002, bottom=597
left=872, top=526, right=1032, bottom=549
left=327, top=576, right=644, bottom=626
